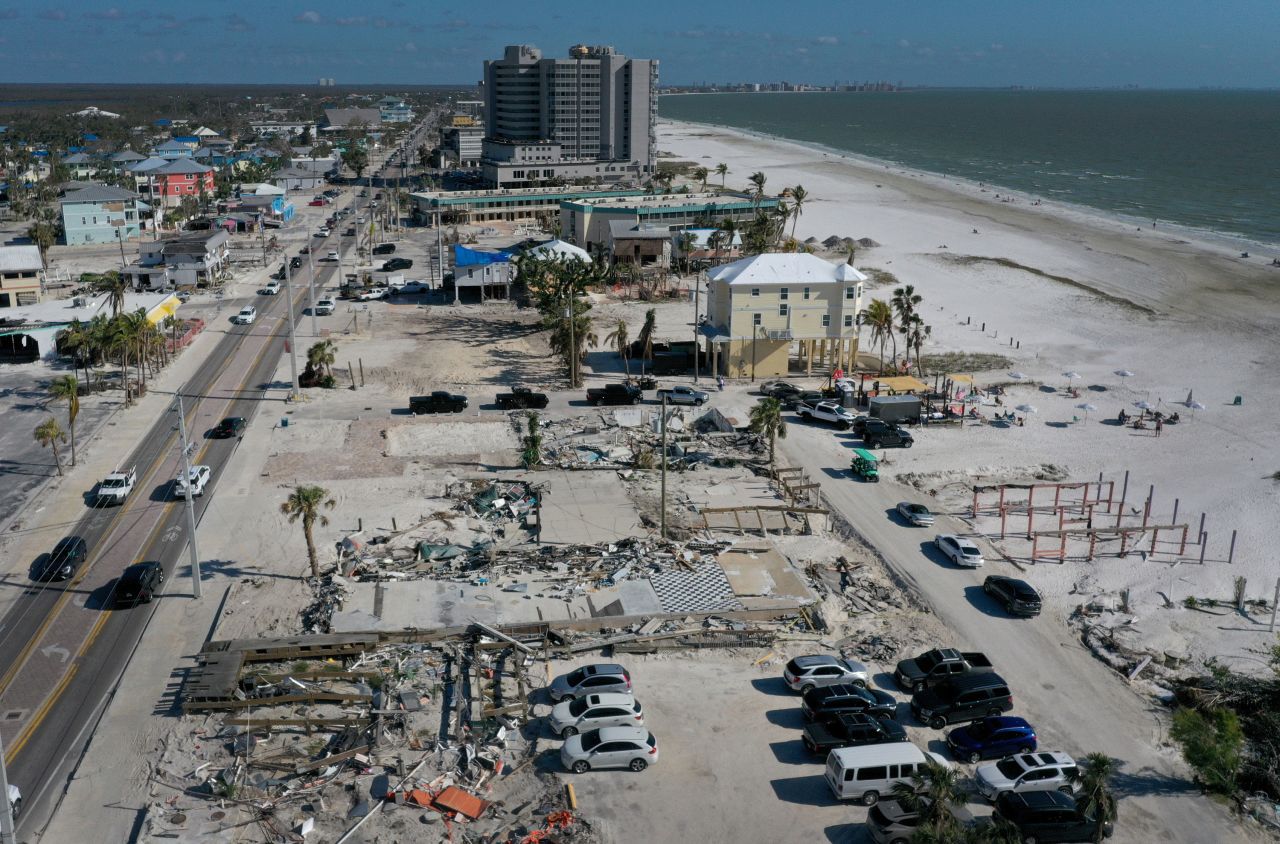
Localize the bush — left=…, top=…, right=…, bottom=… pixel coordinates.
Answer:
left=1170, top=706, right=1244, bottom=795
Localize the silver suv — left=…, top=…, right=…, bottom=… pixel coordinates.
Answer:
left=784, top=655, right=868, bottom=693
left=560, top=726, right=658, bottom=773
left=975, top=751, right=1079, bottom=801
left=548, top=693, right=643, bottom=738
left=548, top=663, right=631, bottom=702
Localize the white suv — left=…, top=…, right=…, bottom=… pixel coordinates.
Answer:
left=976, top=751, right=1078, bottom=801
left=315, top=298, right=336, bottom=315
left=174, top=465, right=212, bottom=498
left=260, top=280, right=281, bottom=295
left=233, top=306, right=257, bottom=325
left=548, top=693, right=644, bottom=738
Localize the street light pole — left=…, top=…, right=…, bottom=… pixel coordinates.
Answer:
left=692, top=271, right=701, bottom=385
left=282, top=254, right=301, bottom=399
left=174, top=390, right=202, bottom=599
left=0, top=726, right=15, bottom=844
left=306, top=245, right=318, bottom=337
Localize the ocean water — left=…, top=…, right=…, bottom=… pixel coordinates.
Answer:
left=659, top=90, right=1280, bottom=248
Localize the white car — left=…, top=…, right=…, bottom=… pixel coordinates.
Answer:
left=560, top=726, right=658, bottom=774
left=975, top=751, right=1078, bottom=801
left=357, top=286, right=389, bottom=301
left=315, top=228, right=330, bottom=238
left=174, top=465, right=212, bottom=498
left=260, top=280, right=281, bottom=295
left=896, top=502, right=935, bottom=527
left=934, top=533, right=985, bottom=567
left=233, top=306, right=257, bottom=325
left=315, top=298, right=336, bottom=315
left=547, top=693, right=643, bottom=739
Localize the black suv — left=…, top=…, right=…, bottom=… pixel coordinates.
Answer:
left=994, top=791, right=1114, bottom=842
left=802, top=712, right=908, bottom=755
left=117, top=561, right=164, bottom=605
left=382, top=258, right=413, bottom=272
left=372, top=243, right=396, bottom=255
left=409, top=391, right=468, bottom=414
left=801, top=683, right=897, bottom=723
left=35, top=536, right=88, bottom=581
left=290, top=256, right=303, bottom=269
left=911, top=672, right=1013, bottom=729
left=862, top=419, right=914, bottom=449
left=983, top=575, right=1043, bottom=617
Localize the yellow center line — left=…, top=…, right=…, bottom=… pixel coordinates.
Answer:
left=1, top=266, right=310, bottom=761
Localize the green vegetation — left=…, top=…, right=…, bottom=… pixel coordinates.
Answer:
left=748, top=397, right=786, bottom=474
left=1172, top=642, right=1280, bottom=800
left=47, top=375, right=80, bottom=468
left=514, top=252, right=605, bottom=388
left=281, top=485, right=336, bottom=579
left=521, top=412, right=542, bottom=469
left=1171, top=706, right=1245, bottom=795
left=34, top=418, right=67, bottom=476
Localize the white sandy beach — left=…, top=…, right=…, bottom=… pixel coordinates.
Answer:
left=659, top=117, right=1280, bottom=669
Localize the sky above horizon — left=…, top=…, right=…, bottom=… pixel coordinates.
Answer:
left=0, top=1, right=1276, bottom=87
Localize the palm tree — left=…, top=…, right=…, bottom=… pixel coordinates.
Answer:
left=96, top=272, right=128, bottom=318
left=889, top=759, right=966, bottom=839
left=307, top=339, right=337, bottom=379
left=1072, top=753, right=1118, bottom=843
left=906, top=314, right=929, bottom=376
left=717, top=217, right=738, bottom=265
left=714, top=162, right=729, bottom=189
left=789, top=184, right=808, bottom=241
left=692, top=166, right=709, bottom=191
left=707, top=230, right=727, bottom=270
left=862, top=298, right=895, bottom=374
left=59, top=319, right=94, bottom=382
left=281, top=485, right=336, bottom=579
left=892, top=285, right=923, bottom=373
left=34, top=417, right=67, bottom=476
left=122, top=309, right=151, bottom=391
left=27, top=220, right=58, bottom=270
left=749, top=397, right=787, bottom=474
left=603, top=318, right=631, bottom=377
left=748, top=171, right=767, bottom=207
left=771, top=200, right=790, bottom=246
left=676, top=230, right=698, bottom=276
left=48, top=374, right=80, bottom=467
left=636, top=308, right=657, bottom=374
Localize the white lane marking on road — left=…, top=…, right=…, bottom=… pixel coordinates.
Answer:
left=162, top=525, right=182, bottom=542
left=40, top=644, right=70, bottom=663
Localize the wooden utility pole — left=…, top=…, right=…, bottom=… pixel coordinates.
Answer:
left=660, top=394, right=668, bottom=539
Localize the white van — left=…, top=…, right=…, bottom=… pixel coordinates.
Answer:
left=824, top=742, right=951, bottom=805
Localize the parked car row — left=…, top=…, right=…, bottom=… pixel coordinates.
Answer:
left=548, top=663, right=659, bottom=774
left=776, top=652, right=1112, bottom=840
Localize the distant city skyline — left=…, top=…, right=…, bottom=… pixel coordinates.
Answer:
left=0, top=0, right=1276, bottom=87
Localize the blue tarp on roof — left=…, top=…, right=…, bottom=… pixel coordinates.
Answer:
left=453, top=244, right=514, bottom=267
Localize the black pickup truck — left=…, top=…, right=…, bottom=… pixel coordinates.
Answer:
left=496, top=387, right=549, bottom=410
left=801, top=712, right=908, bottom=755
left=894, top=647, right=995, bottom=693
left=409, top=391, right=468, bottom=414
left=586, top=383, right=642, bottom=406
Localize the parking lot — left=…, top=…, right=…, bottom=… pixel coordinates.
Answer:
left=538, top=652, right=1009, bottom=844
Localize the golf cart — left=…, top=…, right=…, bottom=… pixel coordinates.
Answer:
left=850, top=448, right=880, bottom=482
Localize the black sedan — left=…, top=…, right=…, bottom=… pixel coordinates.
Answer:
left=34, top=536, right=88, bottom=582
left=211, top=417, right=247, bottom=439
left=382, top=258, right=413, bottom=272
left=983, top=575, right=1042, bottom=617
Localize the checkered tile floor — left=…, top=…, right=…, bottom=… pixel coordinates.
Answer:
left=648, top=559, right=744, bottom=613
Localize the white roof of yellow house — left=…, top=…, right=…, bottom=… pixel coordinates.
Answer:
left=708, top=252, right=868, bottom=286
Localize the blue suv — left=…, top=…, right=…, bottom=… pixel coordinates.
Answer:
left=946, top=716, right=1036, bottom=763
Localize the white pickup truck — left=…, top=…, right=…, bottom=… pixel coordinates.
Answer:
left=96, top=466, right=137, bottom=506
left=796, top=400, right=856, bottom=430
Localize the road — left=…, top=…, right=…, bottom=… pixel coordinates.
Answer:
left=777, top=420, right=1247, bottom=842
left=0, top=200, right=357, bottom=835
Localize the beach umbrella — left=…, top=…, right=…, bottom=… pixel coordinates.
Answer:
left=1076, top=402, right=1097, bottom=420
left=1016, top=404, right=1038, bottom=414
left=1114, top=369, right=1134, bottom=378
left=1188, top=400, right=1205, bottom=410
left=1184, top=389, right=1195, bottom=406
left=1008, top=372, right=1027, bottom=380
left=1134, top=400, right=1154, bottom=411
left=1063, top=371, right=1081, bottom=380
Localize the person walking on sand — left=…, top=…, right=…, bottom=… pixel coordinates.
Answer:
left=1155, top=416, right=1163, bottom=438
left=716, top=374, right=724, bottom=392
